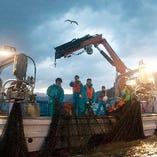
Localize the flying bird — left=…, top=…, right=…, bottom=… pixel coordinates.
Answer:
left=64, top=19, right=79, bottom=25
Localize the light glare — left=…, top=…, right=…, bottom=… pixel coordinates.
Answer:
left=0, top=50, right=15, bottom=57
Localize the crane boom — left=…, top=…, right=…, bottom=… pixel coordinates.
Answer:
left=101, top=38, right=127, bottom=74
left=55, top=34, right=128, bottom=74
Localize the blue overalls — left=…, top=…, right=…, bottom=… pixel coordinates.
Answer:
left=47, top=84, right=64, bottom=116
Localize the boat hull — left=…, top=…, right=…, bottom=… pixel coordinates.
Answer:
left=0, top=114, right=157, bottom=152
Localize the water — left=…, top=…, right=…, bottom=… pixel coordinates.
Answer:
left=71, top=135, right=157, bottom=157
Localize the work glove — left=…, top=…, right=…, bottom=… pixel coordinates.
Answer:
left=79, top=94, right=83, bottom=98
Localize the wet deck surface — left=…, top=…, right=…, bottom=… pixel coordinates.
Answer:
left=29, top=135, right=157, bottom=157
left=71, top=135, right=157, bottom=157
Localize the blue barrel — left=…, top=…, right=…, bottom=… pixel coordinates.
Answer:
left=37, top=100, right=48, bottom=116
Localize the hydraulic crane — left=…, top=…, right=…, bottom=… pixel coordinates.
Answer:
left=55, top=34, right=128, bottom=73
left=54, top=34, right=157, bottom=101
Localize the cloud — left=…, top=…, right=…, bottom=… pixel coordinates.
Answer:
left=1, top=0, right=157, bottom=94
left=29, top=2, right=157, bottom=94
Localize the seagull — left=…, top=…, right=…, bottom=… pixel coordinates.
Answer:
left=64, top=19, right=79, bottom=25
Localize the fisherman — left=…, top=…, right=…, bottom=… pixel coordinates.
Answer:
left=108, top=85, right=131, bottom=113
left=47, top=78, right=64, bottom=116
left=96, top=86, right=108, bottom=115
left=121, top=84, right=131, bottom=103
left=83, top=78, right=95, bottom=114
left=69, top=75, right=84, bottom=116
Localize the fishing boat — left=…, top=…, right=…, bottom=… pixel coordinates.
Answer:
left=0, top=39, right=157, bottom=155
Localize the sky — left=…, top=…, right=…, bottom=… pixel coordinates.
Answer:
left=0, top=0, right=157, bottom=94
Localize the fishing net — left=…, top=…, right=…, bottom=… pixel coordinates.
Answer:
left=80, top=102, right=112, bottom=152
left=36, top=96, right=145, bottom=157
left=38, top=100, right=112, bottom=157
left=87, top=98, right=145, bottom=150
left=38, top=99, right=71, bottom=157
left=108, top=99, right=144, bottom=141
left=0, top=100, right=28, bottom=157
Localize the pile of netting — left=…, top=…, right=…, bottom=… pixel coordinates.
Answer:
left=109, top=99, right=145, bottom=141
left=0, top=98, right=145, bottom=157
left=37, top=98, right=145, bottom=157
left=37, top=99, right=71, bottom=157
left=87, top=98, right=145, bottom=150
left=37, top=100, right=108, bottom=157
left=0, top=100, right=28, bottom=157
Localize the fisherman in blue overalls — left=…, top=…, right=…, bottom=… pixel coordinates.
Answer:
left=47, top=78, right=64, bottom=116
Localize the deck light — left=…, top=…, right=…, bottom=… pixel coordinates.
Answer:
left=0, top=45, right=16, bottom=57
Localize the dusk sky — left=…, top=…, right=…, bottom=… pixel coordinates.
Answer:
left=0, top=0, right=157, bottom=94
